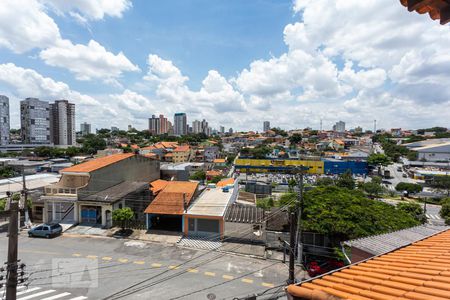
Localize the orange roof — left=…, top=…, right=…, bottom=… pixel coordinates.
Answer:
left=144, top=181, right=198, bottom=215
left=216, top=178, right=234, bottom=187
left=120, top=143, right=128, bottom=148
left=164, top=152, right=174, bottom=157
left=400, top=0, right=450, bottom=25
left=150, top=179, right=169, bottom=194
left=141, top=145, right=157, bottom=150
left=131, top=144, right=139, bottom=149
left=213, top=158, right=226, bottom=163
left=287, top=229, right=450, bottom=300
left=142, top=153, right=157, bottom=159
left=206, top=170, right=222, bottom=176
left=174, top=145, right=190, bottom=152
left=61, top=153, right=135, bottom=173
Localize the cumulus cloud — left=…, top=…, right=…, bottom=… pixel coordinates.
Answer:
left=40, top=0, right=132, bottom=22
left=40, top=39, right=140, bottom=82
left=111, top=89, right=155, bottom=119
left=0, top=0, right=60, bottom=53
left=0, top=63, right=99, bottom=106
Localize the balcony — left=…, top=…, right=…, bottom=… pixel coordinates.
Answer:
left=44, top=185, right=79, bottom=196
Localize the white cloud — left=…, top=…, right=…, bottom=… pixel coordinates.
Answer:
left=110, top=89, right=155, bottom=119
left=0, top=0, right=60, bottom=53
left=40, top=39, right=140, bottom=82
left=0, top=63, right=99, bottom=106
left=40, top=0, right=132, bottom=21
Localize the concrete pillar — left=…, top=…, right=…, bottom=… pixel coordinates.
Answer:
left=74, top=203, right=79, bottom=224
left=101, top=206, right=106, bottom=227
left=52, top=202, right=56, bottom=222
left=43, top=201, right=48, bottom=223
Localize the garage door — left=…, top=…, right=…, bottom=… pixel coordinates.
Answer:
left=189, top=218, right=220, bottom=237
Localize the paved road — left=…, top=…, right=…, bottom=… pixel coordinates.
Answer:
left=0, top=233, right=289, bottom=300
left=379, top=198, right=445, bottom=225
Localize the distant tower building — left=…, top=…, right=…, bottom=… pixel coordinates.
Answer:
left=263, top=121, right=270, bottom=132
left=50, top=100, right=76, bottom=146
left=0, top=95, right=10, bottom=145
left=174, top=113, right=187, bottom=136
left=220, top=126, right=225, bottom=134
left=333, top=121, right=346, bottom=133
left=128, top=124, right=133, bottom=131
left=229, top=128, right=233, bottom=134
left=80, top=122, right=91, bottom=136
left=111, top=126, right=119, bottom=132
left=20, top=98, right=51, bottom=144
left=148, top=115, right=159, bottom=135
left=159, top=114, right=168, bottom=134
left=192, top=120, right=201, bottom=134
left=201, top=119, right=209, bottom=135
left=354, top=126, right=363, bottom=134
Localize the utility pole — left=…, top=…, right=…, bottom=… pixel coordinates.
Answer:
left=288, top=211, right=297, bottom=284
left=6, top=201, right=19, bottom=300
left=296, top=170, right=304, bottom=266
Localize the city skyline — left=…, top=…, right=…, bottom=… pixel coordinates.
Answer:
left=0, top=1, right=449, bottom=131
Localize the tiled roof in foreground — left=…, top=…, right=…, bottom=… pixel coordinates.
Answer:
left=61, top=153, right=135, bottom=173
left=287, top=229, right=450, bottom=300
left=400, top=0, right=450, bottom=25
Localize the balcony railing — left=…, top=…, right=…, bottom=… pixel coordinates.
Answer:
left=44, top=186, right=79, bottom=196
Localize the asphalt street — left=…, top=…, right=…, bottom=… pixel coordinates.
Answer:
left=0, top=233, right=290, bottom=300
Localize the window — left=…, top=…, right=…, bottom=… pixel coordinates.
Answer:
left=35, top=226, right=43, bottom=231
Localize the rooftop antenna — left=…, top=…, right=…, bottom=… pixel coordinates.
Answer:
left=374, top=120, right=377, bottom=133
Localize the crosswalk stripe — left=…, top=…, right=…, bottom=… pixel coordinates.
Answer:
left=18, top=289, right=55, bottom=300
left=17, top=287, right=41, bottom=296
left=68, top=297, right=88, bottom=300
left=133, top=261, right=145, bottom=265
left=222, top=274, right=234, bottom=280
left=204, top=271, right=215, bottom=277
left=41, top=292, right=72, bottom=300
left=241, top=278, right=254, bottom=284
left=0, top=285, right=26, bottom=297
left=151, top=263, right=162, bottom=268
left=262, top=282, right=275, bottom=288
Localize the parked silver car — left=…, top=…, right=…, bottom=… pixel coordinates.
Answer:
left=28, top=223, right=62, bottom=238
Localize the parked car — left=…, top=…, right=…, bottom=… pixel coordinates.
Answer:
left=28, top=223, right=62, bottom=238
left=402, top=173, right=408, bottom=178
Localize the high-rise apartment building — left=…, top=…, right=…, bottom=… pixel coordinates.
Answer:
left=333, top=121, right=346, bottom=133
left=0, top=95, right=10, bottom=145
left=20, top=98, right=51, bottom=144
left=174, top=113, right=187, bottom=136
left=50, top=100, right=76, bottom=146
left=192, top=120, right=201, bottom=134
left=263, top=121, right=270, bottom=132
left=201, top=119, right=208, bottom=135
left=149, top=114, right=169, bottom=135
left=80, top=122, right=91, bottom=136
left=220, top=126, right=225, bottom=134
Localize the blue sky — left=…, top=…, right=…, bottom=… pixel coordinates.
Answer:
left=0, top=0, right=449, bottom=131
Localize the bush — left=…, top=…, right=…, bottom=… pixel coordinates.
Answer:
left=395, top=182, right=423, bottom=194
left=440, top=198, right=450, bottom=224
left=190, top=170, right=206, bottom=181
left=396, top=202, right=426, bottom=223
left=256, top=197, right=275, bottom=210
left=316, top=177, right=335, bottom=187
left=112, top=207, right=134, bottom=231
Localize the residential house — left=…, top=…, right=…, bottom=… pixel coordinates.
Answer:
left=173, top=145, right=192, bottom=163
left=204, top=146, right=219, bottom=162
left=41, top=153, right=160, bottom=228
left=206, top=170, right=222, bottom=181
left=213, top=158, right=227, bottom=168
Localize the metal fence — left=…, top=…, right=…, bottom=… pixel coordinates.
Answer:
left=112, top=219, right=146, bottom=230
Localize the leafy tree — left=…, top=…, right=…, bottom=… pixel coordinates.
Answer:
left=270, top=127, right=288, bottom=137
left=226, top=154, right=236, bottom=165
left=277, top=192, right=298, bottom=212
left=0, top=198, right=6, bottom=211
left=112, top=207, right=134, bottom=231
left=288, top=178, right=297, bottom=192
left=316, top=177, right=335, bottom=187
left=395, top=182, right=423, bottom=194
left=302, top=186, right=420, bottom=240
left=256, top=197, right=275, bottom=210
left=396, top=202, right=426, bottom=223
left=439, top=198, right=450, bottom=225
left=81, top=134, right=106, bottom=154
left=336, top=170, right=355, bottom=190
left=430, top=176, right=450, bottom=196
left=0, top=166, right=14, bottom=178
left=358, top=176, right=384, bottom=198
left=190, top=170, right=206, bottom=181
left=367, top=153, right=391, bottom=174
left=288, top=133, right=302, bottom=145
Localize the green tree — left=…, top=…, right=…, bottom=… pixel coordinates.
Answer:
left=0, top=166, right=14, bottom=178
left=256, top=197, right=275, bottom=210
left=395, top=182, right=423, bottom=194
left=367, top=153, right=391, bottom=175
left=302, top=186, right=420, bottom=240
left=81, top=134, right=107, bottom=154
left=358, top=176, right=384, bottom=198
left=439, top=198, right=450, bottom=225
left=0, top=198, right=6, bottom=211
left=288, top=178, right=297, bottom=192
left=112, top=207, right=134, bottom=231
left=336, top=171, right=355, bottom=190
left=396, top=202, right=426, bottom=223
left=190, top=170, right=206, bottom=181
left=210, top=176, right=224, bottom=184
left=288, top=133, right=302, bottom=145
left=277, top=192, right=298, bottom=212
left=316, top=177, right=335, bottom=187
left=430, top=176, right=450, bottom=196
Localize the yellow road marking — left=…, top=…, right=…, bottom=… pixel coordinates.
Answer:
left=118, top=258, right=129, bottom=263
left=204, top=271, right=216, bottom=277
left=262, top=282, right=275, bottom=288
left=187, top=268, right=198, bottom=273
left=241, top=278, right=254, bottom=284
left=86, top=255, right=98, bottom=259
left=151, top=263, right=162, bottom=268
left=102, top=256, right=112, bottom=261
left=133, top=261, right=145, bottom=265
left=72, top=253, right=82, bottom=257
left=222, top=275, right=234, bottom=280
left=169, top=265, right=179, bottom=270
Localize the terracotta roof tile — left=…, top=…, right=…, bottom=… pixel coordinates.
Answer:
left=400, top=0, right=450, bottom=25
left=287, top=229, right=450, bottom=300
left=144, top=181, right=198, bottom=215
left=61, top=153, right=135, bottom=173
left=174, top=145, right=190, bottom=152
left=213, top=158, right=226, bottom=163
left=150, top=179, right=169, bottom=194
left=216, top=178, right=234, bottom=187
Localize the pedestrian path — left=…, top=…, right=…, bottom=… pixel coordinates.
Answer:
left=426, top=214, right=442, bottom=220
left=0, top=285, right=87, bottom=300
left=177, top=236, right=223, bottom=250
